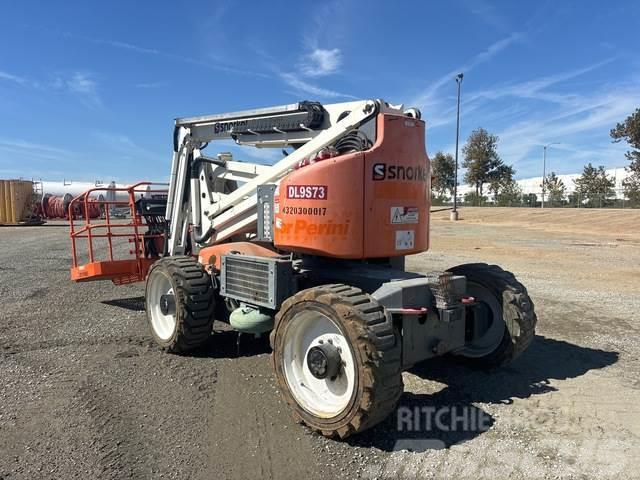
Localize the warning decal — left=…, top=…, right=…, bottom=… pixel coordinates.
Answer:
left=390, top=206, right=419, bottom=224
left=395, top=230, right=415, bottom=250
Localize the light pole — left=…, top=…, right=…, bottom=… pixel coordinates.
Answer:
left=451, top=72, right=463, bottom=221
left=541, top=142, right=560, bottom=208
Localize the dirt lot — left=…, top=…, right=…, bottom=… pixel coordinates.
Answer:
left=1, top=207, right=639, bottom=479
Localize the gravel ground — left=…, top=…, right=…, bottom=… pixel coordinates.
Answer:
left=1, top=210, right=638, bottom=479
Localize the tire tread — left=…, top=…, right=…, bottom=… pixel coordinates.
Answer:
left=447, top=263, right=537, bottom=367
left=270, top=284, right=403, bottom=439
left=146, top=256, right=215, bottom=353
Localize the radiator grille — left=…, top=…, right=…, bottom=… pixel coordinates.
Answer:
left=220, top=254, right=293, bottom=309
left=223, top=256, right=271, bottom=305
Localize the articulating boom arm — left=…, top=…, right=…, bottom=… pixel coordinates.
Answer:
left=165, top=99, right=411, bottom=256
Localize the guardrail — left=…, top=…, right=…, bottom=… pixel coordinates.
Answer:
left=68, top=182, right=168, bottom=284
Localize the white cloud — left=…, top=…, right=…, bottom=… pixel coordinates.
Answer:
left=279, top=72, right=356, bottom=99
left=54, top=72, right=101, bottom=107
left=66, top=73, right=97, bottom=95
left=471, top=33, right=522, bottom=68
left=0, top=70, right=29, bottom=86
left=420, top=59, right=615, bottom=134
left=0, top=137, right=72, bottom=163
left=92, top=131, right=162, bottom=162
left=300, top=48, right=342, bottom=77
left=101, top=39, right=160, bottom=55
left=1, top=68, right=102, bottom=107
left=302, top=1, right=347, bottom=51
left=272, top=1, right=346, bottom=95
left=65, top=31, right=268, bottom=78
left=412, top=32, right=522, bottom=109
left=466, top=0, right=511, bottom=31
left=467, top=59, right=615, bottom=106
left=484, top=84, right=640, bottom=176
left=421, top=52, right=638, bottom=178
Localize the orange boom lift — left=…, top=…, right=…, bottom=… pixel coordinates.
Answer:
left=70, top=99, right=536, bottom=438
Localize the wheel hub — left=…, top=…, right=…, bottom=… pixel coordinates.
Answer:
left=307, top=342, right=341, bottom=380
left=458, top=282, right=505, bottom=357
left=160, top=294, right=176, bottom=316
left=147, top=272, right=177, bottom=342
left=281, top=310, right=357, bottom=417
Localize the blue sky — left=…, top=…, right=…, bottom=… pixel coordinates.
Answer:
left=1, top=0, right=639, bottom=183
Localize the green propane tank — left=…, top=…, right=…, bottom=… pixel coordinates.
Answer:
left=229, top=306, right=274, bottom=334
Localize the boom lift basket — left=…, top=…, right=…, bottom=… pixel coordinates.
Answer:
left=69, top=182, right=168, bottom=285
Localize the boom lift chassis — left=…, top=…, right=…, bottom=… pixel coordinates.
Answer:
left=70, top=99, right=537, bottom=438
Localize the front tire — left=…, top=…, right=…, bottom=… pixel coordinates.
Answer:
left=270, top=284, right=403, bottom=438
left=447, top=263, right=537, bottom=368
left=145, top=256, right=215, bottom=353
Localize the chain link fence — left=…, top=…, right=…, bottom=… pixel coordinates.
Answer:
left=432, top=189, right=639, bottom=209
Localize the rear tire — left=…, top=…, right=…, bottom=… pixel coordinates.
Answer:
left=447, top=263, right=536, bottom=368
left=270, top=284, right=403, bottom=438
left=145, top=256, right=215, bottom=353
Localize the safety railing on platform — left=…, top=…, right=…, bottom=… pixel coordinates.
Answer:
left=69, top=182, right=168, bottom=284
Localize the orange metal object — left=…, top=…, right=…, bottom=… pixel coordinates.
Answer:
left=71, top=258, right=158, bottom=284
left=274, top=113, right=430, bottom=258
left=69, top=182, right=168, bottom=284
left=198, top=241, right=280, bottom=272
left=275, top=151, right=364, bottom=257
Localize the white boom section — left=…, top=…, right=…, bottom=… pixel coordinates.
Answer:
left=165, top=99, right=404, bottom=255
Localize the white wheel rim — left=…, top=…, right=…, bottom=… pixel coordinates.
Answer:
left=282, top=310, right=356, bottom=418
left=459, top=282, right=505, bottom=357
left=147, top=272, right=176, bottom=341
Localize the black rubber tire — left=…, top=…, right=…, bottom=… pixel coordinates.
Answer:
left=270, top=284, right=403, bottom=439
left=145, top=256, right=215, bottom=353
left=447, top=263, right=537, bottom=368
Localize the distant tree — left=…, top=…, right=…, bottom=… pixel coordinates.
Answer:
left=567, top=191, right=581, bottom=208
left=610, top=108, right=640, bottom=205
left=464, top=192, right=487, bottom=206
left=496, top=178, right=523, bottom=206
left=463, top=128, right=503, bottom=197
left=542, top=172, right=566, bottom=207
left=573, top=163, right=615, bottom=208
left=611, top=108, right=640, bottom=163
left=430, top=151, right=456, bottom=200
left=523, top=193, right=538, bottom=207
left=488, top=164, right=516, bottom=202
left=622, top=168, right=640, bottom=206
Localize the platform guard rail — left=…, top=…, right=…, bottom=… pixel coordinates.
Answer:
left=69, top=182, right=168, bottom=285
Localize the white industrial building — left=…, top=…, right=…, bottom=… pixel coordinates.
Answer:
left=454, top=167, right=631, bottom=201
